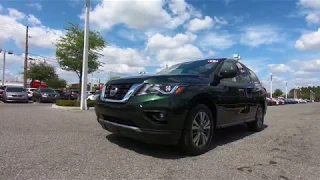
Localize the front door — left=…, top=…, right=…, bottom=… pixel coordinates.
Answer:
left=214, top=61, right=247, bottom=126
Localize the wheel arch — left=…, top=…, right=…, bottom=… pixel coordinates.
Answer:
left=188, top=93, right=218, bottom=128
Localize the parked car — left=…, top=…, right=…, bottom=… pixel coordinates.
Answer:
left=26, top=88, right=37, bottom=100
left=266, top=97, right=275, bottom=106
left=0, top=85, right=6, bottom=99
left=87, top=90, right=100, bottom=101
left=2, top=86, right=28, bottom=103
left=277, top=98, right=285, bottom=105
left=32, top=88, right=57, bottom=103
left=95, top=58, right=268, bottom=155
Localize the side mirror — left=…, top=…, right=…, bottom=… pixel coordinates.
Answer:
left=219, top=69, right=237, bottom=79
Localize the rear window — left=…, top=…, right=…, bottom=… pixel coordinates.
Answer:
left=40, top=88, right=55, bottom=93
left=6, top=87, right=26, bottom=92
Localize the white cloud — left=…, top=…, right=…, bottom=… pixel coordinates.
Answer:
left=293, top=70, right=313, bottom=77
left=146, top=32, right=196, bottom=51
left=295, top=28, right=320, bottom=50
left=288, top=59, right=320, bottom=72
left=299, top=0, right=320, bottom=10
left=100, top=46, right=151, bottom=67
left=298, top=0, right=320, bottom=25
left=156, top=44, right=203, bottom=62
left=306, top=12, right=320, bottom=24
left=240, top=25, right=284, bottom=47
left=7, top=8, right=25, bottom=20
left=0, top=8, right=64, bottom=50
left=268, top=64, right=293, bottom=73
left=27, top=3, right=42, bottom=11
left=187, top=16, right=213, bottom=32
left=199, top=32, right=235, bottom=50
left=27, top=14, right=41, bottom=25
left=87, top=0, right=200, bottom=31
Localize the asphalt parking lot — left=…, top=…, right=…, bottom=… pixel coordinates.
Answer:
left=0, top=102, right=319, bottom=180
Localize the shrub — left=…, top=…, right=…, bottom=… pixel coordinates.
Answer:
left=56, top=100, right=96, bottom=107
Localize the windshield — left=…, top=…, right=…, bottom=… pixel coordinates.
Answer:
left=40, top=88, right=55, bottom=93
left=6, top=87, right=26, bottom=92
left=157, top=60, right=221, bottom=76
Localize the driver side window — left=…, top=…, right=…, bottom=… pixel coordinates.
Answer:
left=219, top=61, right=238, bottom=82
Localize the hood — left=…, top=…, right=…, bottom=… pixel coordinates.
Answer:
left=107, top=74, right=211, bottom=85
left=6, top=92, right=27, bottom=96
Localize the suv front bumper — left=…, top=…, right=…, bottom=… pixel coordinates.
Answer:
left=97, top=118, right=181, bottom=145
left=95, top=95, right=188, bottom=145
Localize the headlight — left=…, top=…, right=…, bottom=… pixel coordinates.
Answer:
left=136, top=84, right=187, bottom=96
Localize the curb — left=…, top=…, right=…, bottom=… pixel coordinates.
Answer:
left=51, top=104, right=92, bottom=110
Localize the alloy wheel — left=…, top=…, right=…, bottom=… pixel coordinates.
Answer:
left=192, top=111, right=211, bottom=147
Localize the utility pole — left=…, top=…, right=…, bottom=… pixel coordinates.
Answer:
left=80, top=0, right=90, bottom=110
left=23, top=26, right=29, bottom=88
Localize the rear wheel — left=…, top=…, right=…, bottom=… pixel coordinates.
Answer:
left=180, top=104, right=214, bottom=156
left=248, top=105, right=264, bottom=132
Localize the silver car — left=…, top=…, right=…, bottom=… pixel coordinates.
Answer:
left=2, top=86, right=29, bottom=103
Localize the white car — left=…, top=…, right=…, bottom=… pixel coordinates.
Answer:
left=87, top=91, right=100, bottom=101
left=26, top=88, right=36, bottom=99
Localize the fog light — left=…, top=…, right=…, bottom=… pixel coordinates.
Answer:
left=145, top=111, right=167, bottom=124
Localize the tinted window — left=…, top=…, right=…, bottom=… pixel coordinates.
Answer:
left=157, top=60, right=221, bottom=76
left=6, top=87, right=26, bottom=92
left=0, top=86, right=6, bottom=90
left=248, top=69, right=260, bottom=83
left=40, top=88, right=55, bottom=93
left=236, top=63, right=251, bottom=83
left=219, top=61, right=238, bottom=82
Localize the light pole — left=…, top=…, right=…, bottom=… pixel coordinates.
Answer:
left=0, top=49, right=13, bottom=86
left=270, top=73, right=273, bottom=98
left=80, top=0, right=90, bottom=110
left=285, top=81, right=288, bottom=99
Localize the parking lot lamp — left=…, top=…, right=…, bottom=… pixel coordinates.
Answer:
left=0, top=49, right=13, bottom=86
left=80, top=0, right=90, bottom=110
left=270, top=73, right=273, bottom=98
left=285, top=81, right=288, bottom=99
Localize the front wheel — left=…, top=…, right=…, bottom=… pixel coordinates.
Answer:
left=180, top=104, right=214, bottom=156
left=248, top=105, right=264, bottom=132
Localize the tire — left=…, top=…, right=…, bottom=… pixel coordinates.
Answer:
left=180, top=104, right=214, bottom=156
left=248, top=105, right=264, bottom=132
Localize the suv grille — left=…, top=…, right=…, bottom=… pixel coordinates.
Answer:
left=104, top=84, right=133, bottom=100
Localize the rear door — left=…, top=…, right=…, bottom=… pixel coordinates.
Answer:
left=215, top=61, right=247, bottom=126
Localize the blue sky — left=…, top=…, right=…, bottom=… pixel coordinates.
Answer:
left=0, top=0, right=320, bottom=92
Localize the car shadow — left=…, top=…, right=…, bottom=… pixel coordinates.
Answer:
left=106, top=124, right=268, bottom=159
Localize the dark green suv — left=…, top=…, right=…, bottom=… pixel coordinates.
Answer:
left=95, top=58, right=267, bottom=155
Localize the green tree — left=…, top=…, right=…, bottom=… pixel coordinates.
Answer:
left=46, top=76, right=67, bottom=89
left=273, top=89, right=283, bottom=97
left=27, top=62, right=56, bottom=85
left=55, top=22, right=106, bottom=90
left=107, top=76, right=121, bottom=82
